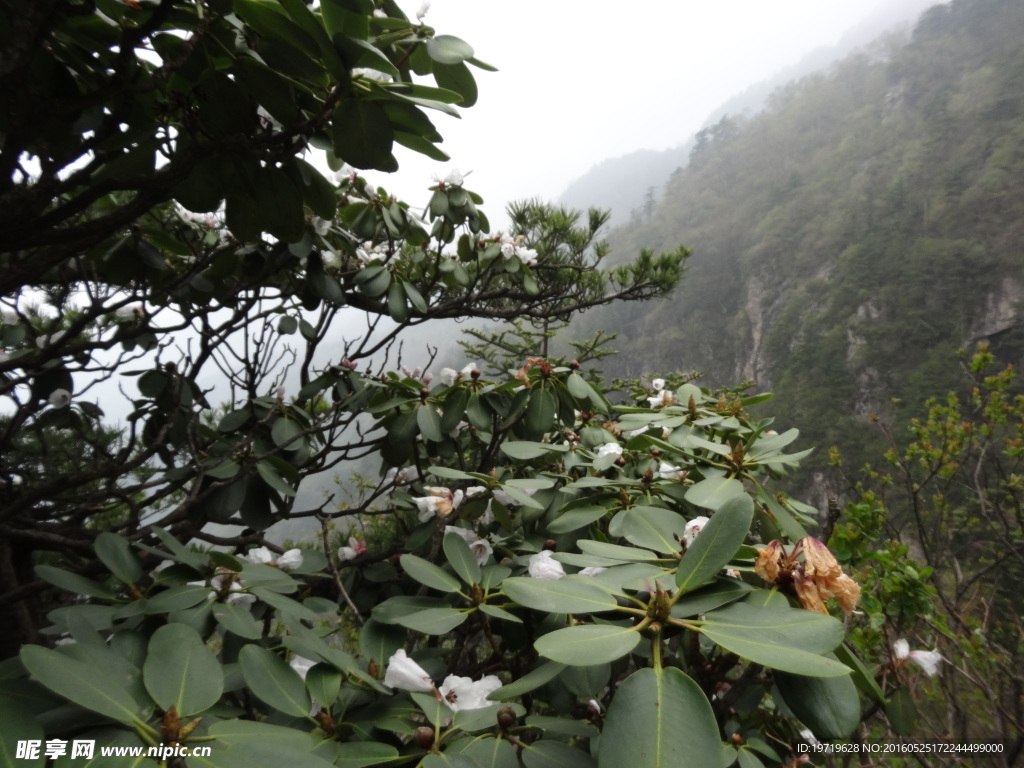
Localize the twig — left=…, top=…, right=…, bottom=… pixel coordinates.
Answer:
left=317, top=514, right=364, bottom=625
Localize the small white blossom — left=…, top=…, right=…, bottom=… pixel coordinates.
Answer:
left=48, top=389, right=71, bottom=408
left=444, top=168, right=463, bottom=187
left=439, top=674, right=501, bottom=711
left=439, top=367, right=458, bottom=386
left=657, top=461, right=686, bottom=481
left=528, top=551, right=565, bottom=580
left=412, top=487, right=462, bottom=522
left=894, top=639, right=943, bottom=677
left=647, top=389, right=675, bottom=408
left=386, top=466, right=419, bottom=486
left=311, top=216, right=331, bottom=236
left=276, top=549, right=303, bottom=570
left=384, top=649, right=434, bottom=692
left=246, top=546, right=275, bottom=565
left=683, top=516, right=710, bottom=546
left=115, top=304, right=144, bottom=321
left=373, top=8, right=386, bottom=17
left=445, top=526, right=493, bottom=565
left=416, top=1, right=430, bottom=22
left=290, top=656, right=316, bottom=680
left=321, top=251, right=341, bottom=270
left=651, top=378, right=665, bottom=391
left=596, top=442, right=623, bottom=458
left=338, top=536, right=367, bottom=561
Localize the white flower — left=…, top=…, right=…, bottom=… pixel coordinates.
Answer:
left=647, top=389, right=675, bottom=408
left=894, top=639, right=943, bottom=677
left=683, top=516, right=710, bottom=546
left=439, top=674, right=502, bottom=711
left=276, top=549, right=303, bottom=570
left=311, top=216, right=331, bottom=236
left=115, top=304, right=144, bottom=321
left=386, top=466, right=419, bottom=486
left=244, top=546, right=302, bottom=570
left=657, top=461, right=685, bottom=481
left=625, top=425, right=649, bottom=438
left=465, top=486, right=488, bottom=498
left=48, top=389, right=71, bottom=408
left=290, top=656, right=317, bottom=680
left=596, top=442, right=623, bottom=458
left=460, top=362, right=479, bottom=378
left=528, top=551, right=565, bottom=580
left=443, top=168, right=463, bottom=187
left=416, top=1, right=430, bottom=22
left=445, top=526, right=492, bottom=565
left=439, top=367, right=458, bottom=386
left=412, top=487, right=462, bottom=522
left=373, top=8, right=386, bottom=17
left=321, top=251, right=341, bottom=270
left=651, top=378, right=665, bottom=391
left=579, top=566, right=607, bottom=577
left=515, top=247, right=538, bottom=267
left=338, top=536, right=367, bottom=561
left=384, top=649, right=434, bottom=692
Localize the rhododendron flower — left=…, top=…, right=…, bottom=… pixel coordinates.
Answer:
left=290, top=656, right=316, bottom=680
left=413, top=487, right=463, bottom=521
left=657, top=461, right=686, bottom=480
left=338, top=536, right=367, bottom=561
left=528, top=551, right=565, bottom=580
left=48, top=389, right=71, bottom=408
left=647, top=389, right=674, bottom=408
left=191, top=571, right=255, bottom=607
left=439, top=674, right=502, bottom=711
left=245, top=546, right=303, bottom=570
left=894, top=639, right=943, bottom=676
left=754, top=537, right=860, bottom=615
left=651, top=378, right=665, bottom=391
left=596, top=442, right=623, bottom=458
left=384, top=649, right=434, bottom=692
left=683, top=516, right=710, bottom=546
left=444, top=526, right=493, bottom=565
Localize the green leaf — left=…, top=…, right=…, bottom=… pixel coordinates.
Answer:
left=256, top=460, right=296, bottom=497
left=0, top=695, right=45, bottom=768
left=457, top=737, right=519, bottom=768
left=333, top=743, right=401, bottom=768
left=332, top=99, right=394, bottom=170
left=387, top=280, right=408, bottom=322
left=535, top=625, right=640, bottom=666
left=578, top=540, right=659, bottom=562
left=426, top=34, right=474, bottom=65
left=699, top=603, right=849, bottom=677
left=239, top=645, right=312, bottom=718
left=443, top=531, right=481, bottom=585
left=488, top=661, right=566, bottom=700
left=146, top=585, right=212, bottom=614
left=143, top=623, right=223, bottom=717
left=212, top=600, right=262, bottom=640
left=358, top=619, right=405, bottom=669
left=400, top=554, right=462, bottom=592
left=416, top=404, right=443, bottom=442
left=522, top=740, right=595, bottom=768
left=599, top=666, right=720, bottom=768
left=502, top=576, right=619, bottom=614
left=670, top=577, right=754, bottom=617
left=432, top=61, right=477, bottom=107
left=775, top=668, right=860, bottom=739
left=621, top=506, right=688, bottom=554
left=271, top=417, right=303, bottom=448
left=94, top=532, right=143, bottom=585
left=20, top=645, right=143, bottom=725
left=501, top=441, right=558, bottom=460
left=548, top=505, right=608, bottom=534
left=251, top=587, right=323, bottom=622
left=35, top=564, right=116, bottom=600
left=684, top=477, right=746, bottom=510
left=676, top=493, right=753, bottom=593
left=393, top=607, right=469, bottom=635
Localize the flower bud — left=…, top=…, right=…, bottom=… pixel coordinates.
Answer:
left=497, top=706, right=517, bottom=730
left=415, top=726, right=435, bottom=749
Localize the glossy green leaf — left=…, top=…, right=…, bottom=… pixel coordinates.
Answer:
left=535, top=624, right=640, bottom=665
left=443, top=530, right=481, bottom=585
left=684, top=476, right=746, bottom=510
left=488, top=661, right=566, bottom=700
left=358, top=619, right=405, bottom=669
left=598, top=666, right=719, bottom=768
left=391, top=607, right=469, bottom=635
left=425, top=34, right=474, bottom=65
left=94, top=532, right=142, bottom=585
left=271, top=417, right=303, bottom=448
left=501, top=441, right=559, bottom=460
left=256, top=460, right=296, bottom=497
left=212, top=600, right=262, bottom=640
left=548, top=505, right=608, bottom=534
left=143, top=623, right=223, bottom=717
left=416, top=404, right=443, bottom=442
left=239, top=645, right=312, bottom=718
left=458, top=736, right=519, bottom=768
left=699, top=603, right=849, bottom=677
left=775, top=668, right=860, bottom=739
left=146, top=585, right=211, bottom=614
left=578, top=540, right=659, bottom=562
left=20, top=645, right=143, bottom=724
left=502, top=576, right=619, bottom=614
left=670, top=577, right=754, bottom=617
left=332, top=99, right=394, bottom=170
left=35, top=565, right=116, bottom=600
left=400, top=554, right=462, bottom=592
left=333, top=742, right=402, bottom=768
left=0, top=694, right=45, bottom=768
left=621, top=506, right=688, bottom=554
left=522, top=740, right=594, bottom=768
left=676, top=493, right=753, bottom=593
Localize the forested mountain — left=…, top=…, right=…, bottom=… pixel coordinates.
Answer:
left=575, top=0, right=1024, bottom=474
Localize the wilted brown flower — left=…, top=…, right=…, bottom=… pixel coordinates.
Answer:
left=754, top=537, right=860, bottom=615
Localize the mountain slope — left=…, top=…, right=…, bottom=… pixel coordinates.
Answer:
left=576, top=0, right=1024, bottom=472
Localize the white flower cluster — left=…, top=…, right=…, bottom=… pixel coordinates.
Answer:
left=527, top=551, right=564, bottom=580
left=444, top=526, right=493, bottom=565
left=439, top=362, right=479, bottom=387
left=245, top=546, right=304, bottom=570
left=383, top=649, right=502, bottom=713
left=355, top=241, right=390, bottom=266
left=894, top=638, right=943, bottom=677
left=498, top=235, right=538, bottom=268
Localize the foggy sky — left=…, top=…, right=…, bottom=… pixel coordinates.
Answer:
left=376, top=0, right=943, bottom=229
